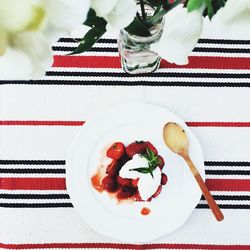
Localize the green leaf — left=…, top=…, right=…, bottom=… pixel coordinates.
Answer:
left=187, top=0, right=203, bottom=12
left=211, top=0, right=226, bottom=16
left=146, top=0, right=163, bottom=7
left=146, top=0, right=182, bottom=25
left=125, top=17, right=151, bottom=37
left=203, top=0, right=225, bottom=19
left=70, top=28, right=106, bottom=55
left=204, top=0, right=214, bottom=19
left=70, top=8, right=107, bottom=55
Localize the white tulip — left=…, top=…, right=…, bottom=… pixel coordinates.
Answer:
left=91, top=0, right=136, bottom=29
left=42, top=0, right=90, bottom=42
left=215, top=0, right=250, bottom=23
left=211, top=0, right=250, bottom=39
left=151, top=5, right=204, bottom=65
left=0, top=0, right=38, bottom=33
left=0, top=0, right=90, bottom=80
left=0, top=32, right=52, bottom=80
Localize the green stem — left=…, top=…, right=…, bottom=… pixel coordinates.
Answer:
left=136, top=12, right=143, bottom=23
left=139, top=0, right=147, bottom=22
left=146, top=0, right=182, bottom=26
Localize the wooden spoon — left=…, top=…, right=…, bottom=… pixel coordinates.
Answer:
left=163, top=122, right=224, bottom=221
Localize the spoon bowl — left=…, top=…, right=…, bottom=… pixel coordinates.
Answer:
left=163, top=122, right=189, bottom=155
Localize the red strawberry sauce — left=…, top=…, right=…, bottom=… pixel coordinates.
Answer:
left=141, top=207, right=151, bottom=216
left=91, top=173, right=103, bottom=192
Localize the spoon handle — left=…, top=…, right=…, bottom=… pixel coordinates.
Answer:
left=183, top=154, right=224, bottom=221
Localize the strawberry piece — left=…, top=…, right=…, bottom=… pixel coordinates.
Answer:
left=125, top=141, right=146, bottom=158
left=117, top=186, right=137, bottom=199
left=161, top=173, right=168, bottom=185
left=157, top=155, right=165, bottom=170
left=106, top=160, right=120, bottom=176
left=134, top=191, right=143, bottom=201
left=131, top=178, right=139, bottom=187
left=147, top=197, right=152, bottom=202
left=152, top=185, right=162, bottom=198
left=106, top=142, right=125, bottom=160
left=102, top=175, right=118, bottom=192
left=116, top=176, right=132, bottom=187
left=145, top=141, right=158, bottom=155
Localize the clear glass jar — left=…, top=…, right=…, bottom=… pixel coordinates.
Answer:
left=118, top=4, right=164, bottom=74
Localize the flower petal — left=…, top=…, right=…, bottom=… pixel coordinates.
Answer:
left=104, top=0, right=136, bottom=29
left=0, top=47, right=33, bottom=80
left=211, top=0, right=250, bottom=39
left=91, top=0, right=118, bottom=17
left=42, top=0, right=90, bottom=41
left=0, top=30, right=7, bottom=56
left=151, top=5, right=203, bottom=65
left=216, top=0, right=250, bottom=23
left=14, top=32, right=53, bottom=79
left=0, top=0, right=38, bottom=32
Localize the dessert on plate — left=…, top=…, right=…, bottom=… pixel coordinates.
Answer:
left=91, top=141, right=168, bottom=202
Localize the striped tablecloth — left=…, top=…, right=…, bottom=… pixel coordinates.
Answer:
left=1, top=26, right=250, bottom=249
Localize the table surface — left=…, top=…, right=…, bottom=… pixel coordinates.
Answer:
left=1, top=26, right=250, bottom=249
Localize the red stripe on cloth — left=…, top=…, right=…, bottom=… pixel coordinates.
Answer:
left=0, top=120, right=85, bottom=126
left=161, top=57, right=250, bottom=70
left=53, top=56, right=121, bottom=68
left=0, top=178, right=66, bottom=190
left=186, top=122, right=250, bottom=127
left=1, top=120, right=250, bottom=127
left=206, top=179, right=250, bottom=191
left=1, top=178, right=250, bottom=191
left=53, top=55, right=250, bottom=69
left=1, top=243, right=250, bottom=249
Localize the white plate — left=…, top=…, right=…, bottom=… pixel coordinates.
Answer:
left=66, top=102, right=204, bottom=243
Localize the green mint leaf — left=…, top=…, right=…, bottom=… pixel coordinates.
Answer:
left=132, top=148, right=161, bottom=178
left=187, top=0, right=203, bottom=12
left=149, top=168, right=154, bottom=178
left=149, top=164, right=155, bottom=178
left=129, top=167, right=150, bottom=174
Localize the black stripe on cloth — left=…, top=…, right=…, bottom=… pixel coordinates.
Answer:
left=1, top=160, right=249, bottom=166
left=52, top=46, right=250, bottom=54
left=0, top=203, right=249, bottom=209
left=0, top=168, right=65, bottom=174
left=1, top=80, right=250, bottom=87
left=45, top=71, right=250, bottom=79
left=58, top=38, right=117, bottom=43
left=193, top=47, right=250, bottom=54
left=0, top=160, right=65, bottom=165
left=0, top=203, right=73, bottom=208
left=2, top=194, right=250, bottom=201
left=205, top=161, right=250, bottom=166
left=196, top=204, right=250, bottom=209
left=205, top=170, right=250, bottom=175
left=201, top=195, right=250, bottom=201
left=198, top=38, right=250, bottom=45
left=0, top=194, right=70, bottom=199
left=1, top=168, right=249, bottom=175
left=57, top=37, right=250, bottom=45
left=52, top=46, right=118, bottom=53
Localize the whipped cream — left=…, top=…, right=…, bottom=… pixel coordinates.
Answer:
left=119, top=154, right=161, bottom=201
